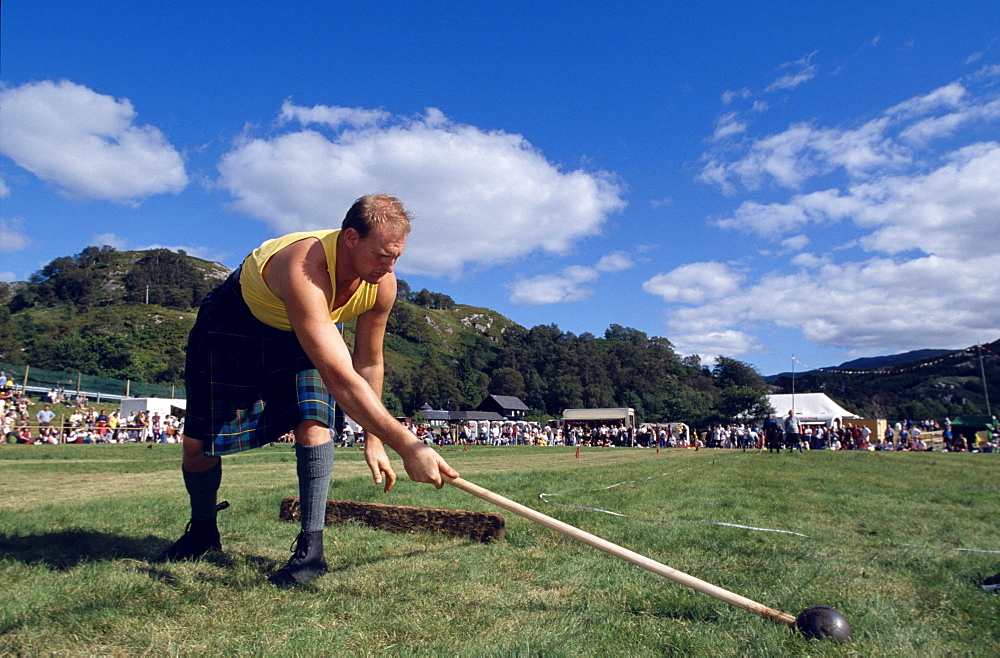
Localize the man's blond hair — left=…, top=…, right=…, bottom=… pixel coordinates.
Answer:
left=342, top=194, right=411, bottom=238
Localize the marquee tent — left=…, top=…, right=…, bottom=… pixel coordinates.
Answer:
left=767, top=393, right=860, bottom=427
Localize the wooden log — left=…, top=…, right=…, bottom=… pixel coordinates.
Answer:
left=279, top=497, right=505, bottom=543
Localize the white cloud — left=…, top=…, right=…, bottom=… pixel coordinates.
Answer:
left=218, top=105, right=627, bottom=277
left=780, top=234, right=810, bottom=252
left=509, top=251, right=634, bottom=306
left=721, top=88, right=751, bottom=105
left=595, top=251, right=634, bottom=272
left=714, top=189, right=855, bottom=237
left=0, top=80, right=188, bottom=203
left=678, top=70, right=1000, bottom=362
left=789, top=252, right=830, bottom=268
left=685, top=255, right=999, bottom=354
left=642, top=262, right=744, bottom=304
left=699, top=74, right=1000, bottom=195
left=671, top=330, right=764, bottom=361
left=508, top=272, right=595, bottom=305
left=92, top=232, right=229, bottom=264
left=0, top=217, right=31, bottom=253
left=701, top=118, right=905, bottom=192
left=91, top=232, right=130, bottom=251
left=712, top=112, right=747, bottom=141
left=854, top=142, right=1000, bottom=258
left=279, top=100, right=390, bottom=129
left=0, top=271, right=15, bottom=283
left=0, top=177, right=10, bottom=198
left=764, top=51, right=819, bottom=92
left=716, top=142, right=1000, bottom=258
left=886, top=82, right=967, bottom=119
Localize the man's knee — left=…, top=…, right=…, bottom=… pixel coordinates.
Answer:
left=182, top=435, right=220, bottom=472
left=294, top=420, right=333, bottom=447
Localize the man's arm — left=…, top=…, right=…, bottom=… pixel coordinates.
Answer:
left=353, top=275, right=398, bottom=490
left=266, top=238, right=457, bottom=487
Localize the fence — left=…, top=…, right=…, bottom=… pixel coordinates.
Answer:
left=0, top=362, right=184, bottom=403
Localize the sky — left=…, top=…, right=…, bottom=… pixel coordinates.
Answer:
left=1, top=1, right=999, bottom=376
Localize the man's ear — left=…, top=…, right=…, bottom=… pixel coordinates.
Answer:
left=342, top=227, right=361, bottom=248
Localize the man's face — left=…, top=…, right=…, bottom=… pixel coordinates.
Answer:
left=352, top=226, right=407, bottom=284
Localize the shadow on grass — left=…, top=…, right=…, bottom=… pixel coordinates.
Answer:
left=0, top=530, right=232, bottom=571
left=1, top=529, right=479, bottom=593
left=0, top=530, right=187, bottom=570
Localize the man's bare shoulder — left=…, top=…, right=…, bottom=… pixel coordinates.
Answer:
left=264, top=237, right=327, bottom=301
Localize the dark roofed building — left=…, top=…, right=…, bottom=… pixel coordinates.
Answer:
left=415, top=402, right=451, bottom=426
left=477, top=394, right=529, bottom=420
left=411, top=403, right=506, bottom=427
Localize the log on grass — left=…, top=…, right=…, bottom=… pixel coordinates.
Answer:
left=279, top=497, right=505, bottom=543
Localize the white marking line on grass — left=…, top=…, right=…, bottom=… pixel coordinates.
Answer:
left=955, top=548, right=1000, bottom=554
left=539, top=494, right=809, bottom=536
left=898, top=543, right=1000, bottom=554
left=539, top=463, right=808, bottom=537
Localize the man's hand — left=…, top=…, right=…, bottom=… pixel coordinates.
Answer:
left=364, top=439, right=398, bottom=493
left=396, top=442, right=460, bottom=489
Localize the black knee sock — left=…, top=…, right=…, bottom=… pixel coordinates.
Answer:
left=183, top=459, right=222, bottom=521
left=297, top=442, right=334, bottom=532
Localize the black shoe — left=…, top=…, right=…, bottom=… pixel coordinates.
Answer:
left=156, top=518, right=221, bottom=561
left=269, top=530, right=328, bottom=586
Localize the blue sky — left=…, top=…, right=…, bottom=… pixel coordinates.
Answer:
left=2, top=1, right=998, bottom=375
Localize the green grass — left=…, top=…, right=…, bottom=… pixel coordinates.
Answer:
left=1, top=444, right=997, bottom=656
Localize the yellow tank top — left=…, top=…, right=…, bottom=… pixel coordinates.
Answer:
left=239, top=229, right=379, bottom=331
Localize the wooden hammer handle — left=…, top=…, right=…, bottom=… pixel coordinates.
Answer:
left=445, top=475, right=796, bottom=626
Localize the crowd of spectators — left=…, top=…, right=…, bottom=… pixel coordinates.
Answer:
left=3, top=369, right=996, bottom=452
left=1, top=372, right=183, bottom=445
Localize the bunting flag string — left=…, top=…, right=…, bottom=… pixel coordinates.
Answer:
left=789, top=343, right=996, bottom=376
left=980, top=344, right=1000, bottom=359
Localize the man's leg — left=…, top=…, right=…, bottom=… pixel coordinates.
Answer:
left=269, top=420, right=333, bottom=586
left=156, top=436, right=224, bottom=561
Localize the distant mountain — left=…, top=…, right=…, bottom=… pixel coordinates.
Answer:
left=766, top=340, right=999, bottom=421
left=766, top=348, right=956, bottom=380
left=835, top=349, right=955, bottom=372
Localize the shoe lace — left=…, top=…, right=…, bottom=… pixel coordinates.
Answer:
left=287, top=534, right=308, bottom=560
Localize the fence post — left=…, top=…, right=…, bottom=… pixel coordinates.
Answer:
left=22, top=365, right=29, bottom=392
left=126, top=379, right=130, bottom=397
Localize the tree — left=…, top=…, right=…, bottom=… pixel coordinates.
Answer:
left=490, top=367, right=525, bottom=398
left=395, top=278, right=412, bottom=300
left=712, top=356, right=772, bottom=423
left=718, top=385, right=774, bottom=423
left=386, top=302, right=431, bottom=342
left=123, top=249, right=209, bottom=309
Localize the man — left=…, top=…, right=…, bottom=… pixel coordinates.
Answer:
left=783, top=410, right=802, bottom=452
left=762, top=412, right=780, bottom=453
left=158, top=194, right=459, bottom=586
left=35, top=404, right=56, bottom=428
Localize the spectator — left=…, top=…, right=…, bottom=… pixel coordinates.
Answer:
left=784, top=411, right=803, bottom=452
left=35, top=404, right=56, bottom=428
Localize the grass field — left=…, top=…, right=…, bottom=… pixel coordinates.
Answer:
left=1, top=443, right=997, bottom=656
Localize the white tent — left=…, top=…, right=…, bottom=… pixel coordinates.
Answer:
left=767, top=393, right=860, bottom=427
left=119, top=397, right=186, bottom=418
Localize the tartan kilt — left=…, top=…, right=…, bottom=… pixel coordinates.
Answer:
left=183, top=267, right=336, bottom=456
